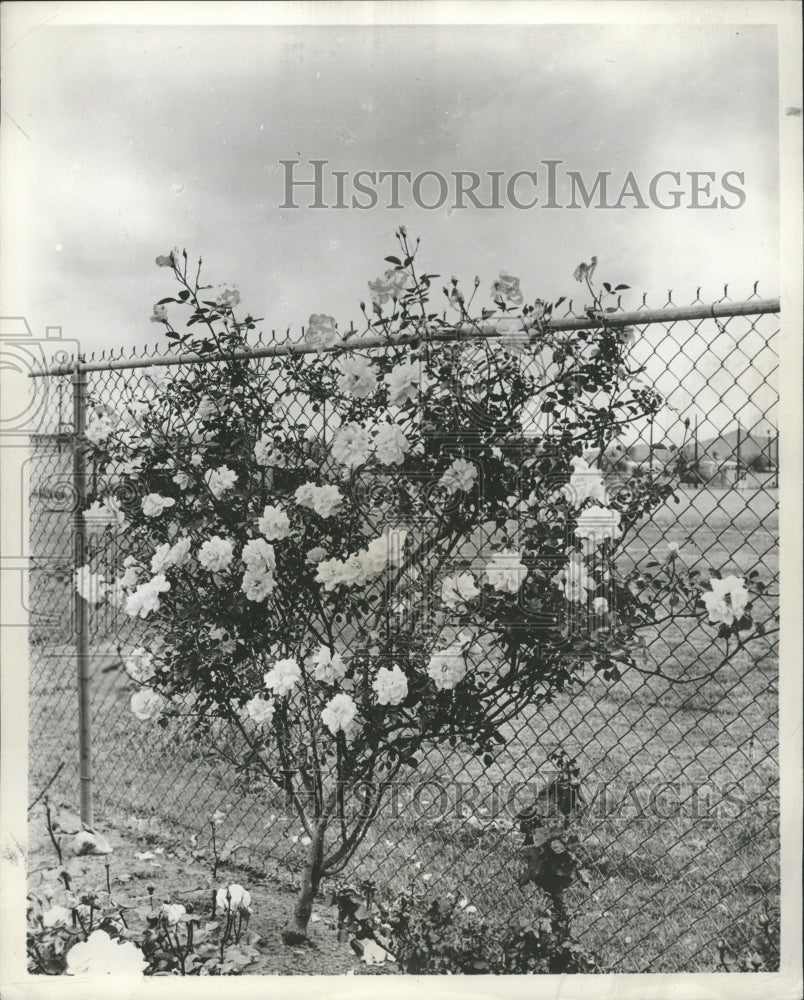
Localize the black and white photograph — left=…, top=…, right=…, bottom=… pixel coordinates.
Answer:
left=1, top=2, right=801, bottom=996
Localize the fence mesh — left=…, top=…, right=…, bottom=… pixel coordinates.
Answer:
left=28, top=291, right=779, bottom=973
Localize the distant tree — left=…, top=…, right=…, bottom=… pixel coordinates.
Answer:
left=747, top=452, right=773, bottom=473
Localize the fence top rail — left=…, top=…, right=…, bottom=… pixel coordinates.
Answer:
left=30, top=296, right=780, bottom=377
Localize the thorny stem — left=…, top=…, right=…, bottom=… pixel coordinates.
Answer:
left=227, top=709, right=312, bottom=838
left=28, top=939, right=47, bottom=973
left=631, top=624, right=779, bottom=684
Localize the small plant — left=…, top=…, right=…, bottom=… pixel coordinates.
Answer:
left=375, top=891, right=600, bottom=974
left=324, top=878, right=377, bottom=942
left=717, top=899, right=780, bottom=972
left=27, top=805, right=261, bottom=975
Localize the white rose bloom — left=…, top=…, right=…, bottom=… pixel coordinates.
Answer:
left=241, top=567, right=275, bottom=602
left=337, top=356, right=378, bottom=399
left=195, top=396, right=217, bottom=420
left=204, top=465, right=238, bottom=499
left=125, top=575, right=170, bottom=618
left=374, top=422, right=410, bottom=466
left=574, top=505, right=622, bottom=552
left=125, top=647, right=154, bottom=683
left=562, top=457, right=609, bottom=507
left=65, top=930, right=147, bottom=977
left=42, top=905, right=72, bottom=928
left=160, top=903, right=187, bottom=926
left=242, top=537, right=276, bottom=574
left=130, top=687, right=166, bottom=721
left=341, top=553, right=371, bottom=585
left=294, top=483, right=343, bottom=518
left=484, top=550, right=528, bottom=593
left=373, top=665, right=408, bottom=706
left=439, top=458, right=478, bottom=495
left=331, top=421, right=373, bottom=468
left=264, top=657, right=301, bottom=697
left=552, top=553, right=593, bottom=603
left=258, top=504, right=291, bottom=541
left=173, top=470, right=192, bottom=490
left=198, top=535, right=235, bottom=572
left=315, top=558, right=346, bottom=591
left=150, top=542, right=174, bottom=574
left=150, top=537, right=192, bottom=574
left=316, top=554, right=364, bottom=591
left=702, top=575, right=749, bottom=626
left=428, top=646, right=468, bottom=690
left=359, top=538, right=390, bottom=577
left=245, top=695, right=275, bottom=726
left=169, top=536, right=193, bottom=568
left=84, top=413, right=115, bottom=446
left=119, top=557, right=142, bottom=589
left=142, top=493, right=176, bottom=518
left=321, top=693, right=358, bottom=735
left=593, top=596, right=609, bottom=615
left=441, top=571, right=481, bottom=609
left=368, top=268, right=410, bottom=305
left=385, top=360, right=427, bottom=406
left=316, top=528, right=407, bottom=590
left=216, top=883, right=251, bottom=914
left=359, top=527, right=407, bottom=578
left=310, top=645, right=348, bottom=684
left=304, top=313, right=341, bottom=350
left=74, top=566, right=108, bottom=605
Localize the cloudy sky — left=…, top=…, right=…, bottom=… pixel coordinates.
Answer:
left=2, top=12, right=780, bottom=365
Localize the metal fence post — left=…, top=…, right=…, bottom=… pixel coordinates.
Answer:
left=72, top=360, right=94, bottom=828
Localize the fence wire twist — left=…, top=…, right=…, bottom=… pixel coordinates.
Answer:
left=28, top=291, right=779, bottom=972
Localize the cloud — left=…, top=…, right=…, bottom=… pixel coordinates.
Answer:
left=1, top=23, right=779, bottom=354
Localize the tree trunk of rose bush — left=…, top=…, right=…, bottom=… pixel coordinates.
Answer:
left=282, top=820, right=327, bottom=944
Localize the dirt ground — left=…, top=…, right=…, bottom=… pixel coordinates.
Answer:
left=27, top=800, right=396, bottom=976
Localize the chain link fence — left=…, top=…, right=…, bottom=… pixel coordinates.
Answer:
left=28, top=291, right=779, bottom=972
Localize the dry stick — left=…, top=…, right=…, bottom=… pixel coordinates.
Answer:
left=210, top=821, right=220, bottom=881
left=28, top=762, right=65, bottom=813
left=43, top=798, right=63, bottom=865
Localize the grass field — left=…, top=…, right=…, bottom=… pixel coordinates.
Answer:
left=28, top=469, right=779, bottom=973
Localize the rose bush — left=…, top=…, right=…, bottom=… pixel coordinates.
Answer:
left=79, top=232, right=769, bottom=942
